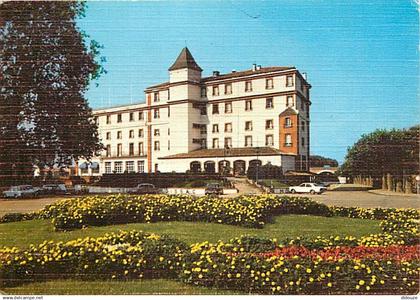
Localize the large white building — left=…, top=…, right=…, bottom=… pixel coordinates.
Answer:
left=79, top=48, right=311, bottom=176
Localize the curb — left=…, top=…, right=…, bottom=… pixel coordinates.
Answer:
left=367, top=189, right=420, bottom=198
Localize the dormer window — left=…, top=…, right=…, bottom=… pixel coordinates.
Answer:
left=266, top=78, right=274, bottom=89
left=225, top=83, right=232, bottom=95
left=245, top=81, right=252, bottom=92
left=154, top=92, right=160, bottom=102
left=212, top=85, right=219, bottom=96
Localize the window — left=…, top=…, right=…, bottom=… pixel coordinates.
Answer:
left=138, top=129, right=144, bottom=137
left=266, top=78, right=274, bottom=89
left=114, top=161, right=123, bottom=173
left=224, top=137, right=232, bottom=148
left=168, top=106, right=170, bottom=117
left=137, top=161, right=145, bottom=173
left=306, top=104, right=310, bottom=117
left=117, top=131, right=122, bottom=139
left=285, top=117, right=292, bottom=128
left=117, top=114, right=122, bottom=123
left=154, top=92, right=159, bottom=102
left=154, top=109, right=160, bottom=119
left=245, top=135, right=253, bottom=147
left=106, top=132, right=111, bottom=140
left=117, top=144, right=122, bottom=157
left=266, top=134, right=274, bottom=146
left=301, top=121, right=305, bottom=131
left=286, top=75, right=294, bottom=87
left=138, top=142, right=144, bottom=156
left=245, top=100, right=252, bottom=111
left=154, top=129, right=160, bottom=136
left=212, top=104, right=219, bottom=114
left=168, top=128, right=170, bottom=135
left=106, top=144, right=111, bottom=157
left=301, top=137, right=305, bottom=147
left=168, top=140, right=170, bottom=150
left=212, top=85, right=219, bottom=96
left=285, top=134, right=292, bottom=147
left=224, top=123, right=232, bottom=133
left=266, top=119, right=274, bottom=129
left=225, top=83, right=232, bottom=95
left=94, top=116, right=99, bottom=125
left=201, top=87, right=207, bottom=97
left=266, top=97, right=274, bottom=109
left=129, top=112, right=134, bottom=121
left=129, top=143, right=134, bottom=156
left=200, top=106, right=207, bottom=115
left=245, top=81, right=252, bottom=92
left=212, top=124, right=219, bottom=133
left=105, top=162, right=112, bottom=174
left=225, top=102, right=232, bottom=113
left=245, top=121, right=252, bottom=131
left=126, top=161, right=134, bottom=173
left=155, top=164, right=159, bottom=172
left=106, top=115, right=111, bottom=124
left=154, top=141, right=160, bottom=151
left=212, top=138, right=219, bottom=149
left=129, top=130, right=134, bottom=138
left=139, top=112, right=144, bottom=120
left=286, top=95, right=293, bottom=107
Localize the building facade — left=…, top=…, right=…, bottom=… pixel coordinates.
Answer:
left=79, top=48, right=311, bottom=176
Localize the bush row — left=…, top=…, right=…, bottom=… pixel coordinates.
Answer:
left=1, top=231, right=419, bottom=294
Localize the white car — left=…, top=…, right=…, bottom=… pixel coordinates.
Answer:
left=2, top=185, right=42, bottom=198
left=289, top=183, right=327, bottom=194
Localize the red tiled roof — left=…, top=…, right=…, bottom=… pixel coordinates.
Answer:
left=202, top=66, right=295, bottom=82
left=159, top=147, right=296, bottom=159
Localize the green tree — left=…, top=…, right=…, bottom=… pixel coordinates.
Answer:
left=0, top=1, right=105, bottom=183
left=339, top=126, right=419, bottom=177
left=309, top=155, right=339, bottom=168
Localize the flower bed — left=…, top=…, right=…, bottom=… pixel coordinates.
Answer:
left=180, top=237, right=420, bottom=294
left=0, top=231, right=187, bottom=287
left=22, top=194, right=332, bottom=230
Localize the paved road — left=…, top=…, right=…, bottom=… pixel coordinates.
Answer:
left=306, top=191, right=420, bottom=209
left=0, top=190, right=418, bottom=217
left=0, top=197, right=65, bottom=217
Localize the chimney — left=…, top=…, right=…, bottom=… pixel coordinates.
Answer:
left=252, top=63, right=257, bottom=71
left=256, top=65, right=261, bottom=70
left=302, top=72, right=307, bottom=80
left=232, top=69, right=236, bottom=73
left=213, top=71, right=220, bottom=77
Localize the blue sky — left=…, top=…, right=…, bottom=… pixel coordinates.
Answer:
left=78, top=0, right=419, bottom=163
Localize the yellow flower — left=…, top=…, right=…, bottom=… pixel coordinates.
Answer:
left=306, top=268, right=312, bottom=273
left=359, top=280, right=365, bottom=286
left=327, top=282, right=332, bottom=287
left=309, top=277, right=314, bottom=283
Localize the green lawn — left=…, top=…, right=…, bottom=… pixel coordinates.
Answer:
left=2, top=279, right=240, bottom=295
left=0, top=215, right=381, bottom=249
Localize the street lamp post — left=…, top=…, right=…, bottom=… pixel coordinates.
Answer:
left=256, top=147, right=260, bottom=183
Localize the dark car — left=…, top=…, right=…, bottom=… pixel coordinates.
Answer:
left=129, top=183, right=159, bottom=195
left=42, top=184, right=67, bottom=195
left=205, top=183, right=223, bottom=196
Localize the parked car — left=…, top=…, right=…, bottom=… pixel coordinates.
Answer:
left=2, top=185, right=42, bottom=198
left=289, top=183, right=327, bottom=194
left=205, top=183, right=224, bottom=196
left=129, top=183, right=159, bottom=195
left=41, top=184, right=67, bottom=195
